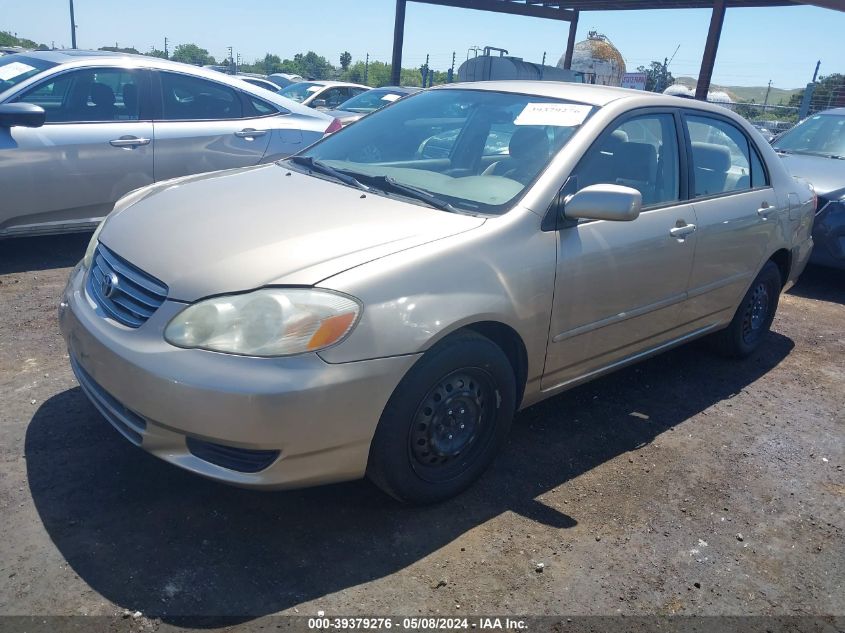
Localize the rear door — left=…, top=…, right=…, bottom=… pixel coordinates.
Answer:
left=679, top=111, right=780, bottom=324
left=0, top=66, right=153, bottom=235
left=151, top=71, right=287, bottom=182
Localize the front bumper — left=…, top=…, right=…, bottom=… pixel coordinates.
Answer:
left=59, top=263, right=420, bottom=489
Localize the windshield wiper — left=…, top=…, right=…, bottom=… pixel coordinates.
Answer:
left=286, top=156, right=369, bottom=191
left=351, top=173, right=459, bottom=214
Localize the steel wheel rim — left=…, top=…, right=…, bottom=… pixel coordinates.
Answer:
left=742, top=281, right=770, bottom=344
left=408, top=367, right=497, bottom=483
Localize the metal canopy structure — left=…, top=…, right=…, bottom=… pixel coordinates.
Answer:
left=390, top=0, right=844, bottom=97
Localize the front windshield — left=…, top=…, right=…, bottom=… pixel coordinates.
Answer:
left=279, top=81, right=321, bottom=103
left=0, top=55, right=57, bottom=95
left=337, top=89, right=408, bottom=113
left=299, top=89, right=595, bottom=214
left=773, top=113, right=845, bottom=158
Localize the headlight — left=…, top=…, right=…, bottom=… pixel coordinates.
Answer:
left=164, top=288, right=361, bottom=357
left=82, top=220, right=106, bottom=269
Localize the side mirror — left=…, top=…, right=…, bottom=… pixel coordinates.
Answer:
left=0, top=103, right=46, bottom=128
left=311, top=98, right=327, bottom=109
left=563, top=183, right=642, bottom=222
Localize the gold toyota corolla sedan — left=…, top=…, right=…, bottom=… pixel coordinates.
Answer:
left=59, top=81, right=816, bottom=503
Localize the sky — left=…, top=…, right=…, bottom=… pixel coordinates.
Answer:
left=2, top=0, right=843, bottom=89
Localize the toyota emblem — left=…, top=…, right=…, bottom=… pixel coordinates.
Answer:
left=101, top=272, right=119, bottom=298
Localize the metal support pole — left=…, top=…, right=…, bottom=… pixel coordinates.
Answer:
left=562, top=10, right=579, bottom=70
left=695, top=0, right=725, bottom=101
left=390, top=0, right=407, bottom=86
left=69, top=0, right=77, bottom=49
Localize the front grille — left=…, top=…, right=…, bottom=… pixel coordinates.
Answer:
left=186, top=437, right=280, bottom=473
left=70, top=355, right=147, bottom=446
left=86, top=244, right=168, bottom=328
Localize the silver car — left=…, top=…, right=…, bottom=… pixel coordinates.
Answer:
left=59, top=82, right=815, bottom=503
left=0, top=50, right=332, bottom=238
left=772, top=107, right=845, bottom=269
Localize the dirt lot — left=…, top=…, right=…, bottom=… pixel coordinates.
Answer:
left=0, top=234, right=843, bottom=629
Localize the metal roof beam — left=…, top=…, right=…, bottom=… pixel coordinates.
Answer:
left=410, top=0, right=578, bottom=21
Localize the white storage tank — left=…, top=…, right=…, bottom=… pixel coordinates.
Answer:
left=458, top=52, right=583, bottom=83
left=558, top=31, right=626, bottom=86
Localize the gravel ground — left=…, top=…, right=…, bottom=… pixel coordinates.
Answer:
left=0, top=234, right=842, bottom=629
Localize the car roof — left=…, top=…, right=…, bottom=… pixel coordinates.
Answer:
left=431, top=80, right=769, bottom=118
left=0, top=50, right=332, bottom=121
left=814, top=107, right=845, bottom=116
left=296, top=80, right=370, bottom=89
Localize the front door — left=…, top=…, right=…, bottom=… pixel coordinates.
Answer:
left=543, top=110, right=698, bottom=390
left=0, top=67, right=153, bottom=235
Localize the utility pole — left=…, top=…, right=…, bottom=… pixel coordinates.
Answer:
left=540, top=51, right=546, bottom=80
left=364, top=53, right=369, bottom=85
left=164, top=36, right=169, bottom=59
left=447, top=51, right=456, bottom=83
left=763, top=79, right=772, bottom=113
left=68, top=0, right=77, bottom=49
left=227, top=46, right=233, bottom=73
left=799, top=60, right=821, bottom=119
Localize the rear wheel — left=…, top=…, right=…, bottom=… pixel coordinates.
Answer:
left=367, top=332, right=515, bottom=504
left=713, top=261, right=782, bottom=358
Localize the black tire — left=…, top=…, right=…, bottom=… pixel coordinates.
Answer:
left=367, top=331, right=516, bottom=504
left=713, top=261, right=782, bottom=358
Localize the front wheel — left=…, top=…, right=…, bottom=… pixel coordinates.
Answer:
left=367, top=332, right=516, bottom=504
left=713, top=261, right=782, bottom=358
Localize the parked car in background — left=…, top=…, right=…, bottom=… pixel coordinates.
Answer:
left=279, top=80, right=369, bottom=110
left=325, top=85, right=421, bottom=127
left=60, top=81, right=815, bottom=503
left=772, top=107, right=845, bottom=269
left=0, top=50, right=333, bottom=238
left=268, top=72, right=304, bottom=89
left=237, top=75, right=282, bottom=92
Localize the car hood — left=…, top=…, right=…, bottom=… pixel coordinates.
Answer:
left=99, top=164, right=485, bottom=302
left=777, top=152, right=845, bottom=197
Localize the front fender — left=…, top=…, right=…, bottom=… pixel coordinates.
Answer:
left=317, top=209, right=557, bottom=388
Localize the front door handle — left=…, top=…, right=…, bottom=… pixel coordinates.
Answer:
left=669, top=223, right=697, bottom=239
left=234, top=128, right=268, bottom=139
left=109, top=136, right=151, bottom=148
left=757, top=201, right=773, bottom=219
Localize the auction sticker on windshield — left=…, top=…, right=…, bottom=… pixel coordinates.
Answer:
left=0, top=62, right=36, bottom=81
left=381, top=93, right=401, bottom=102
left=514, top=102, right=592, bottom=127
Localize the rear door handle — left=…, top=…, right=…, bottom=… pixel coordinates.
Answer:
left=234, top=129, right=268, bottom=139
left=669, top=223, right=697, bottom=239
left=109, top=136, right=150, bottom=148
left=757, top=202, right=773, bottom=219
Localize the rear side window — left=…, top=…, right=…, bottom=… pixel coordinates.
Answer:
left=685, top=115, right=766, bottom=197
left=249, top=96, right=278, bottom=116
left=159, top=72, right=243, bottom=121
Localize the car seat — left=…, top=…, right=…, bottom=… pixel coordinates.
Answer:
left=691, top=141, right=731, bottom=196
left=483, top=127, right=550, bottom=183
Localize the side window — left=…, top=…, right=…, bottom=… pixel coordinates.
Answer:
left=321, top=88, right=348, bottom=109
left=685, top=115, right=754, bottom=197
left=572, top=113, right=680, bottom=207
left=249, top=96, right=279, bottom=116
left=750, top=144, right=769, bottom=189
left=159, top=72, right=243, bottom=121
left=15, top=68, right=142, bottom=123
